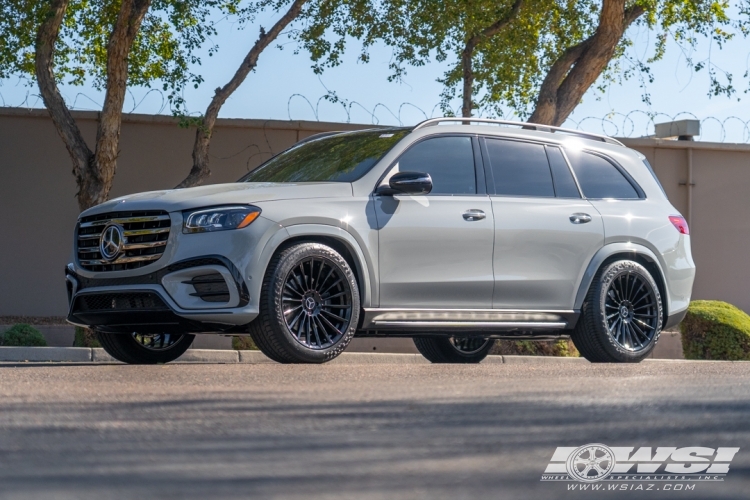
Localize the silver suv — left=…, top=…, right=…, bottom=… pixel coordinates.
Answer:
left=65, top=118, right=695, bottom=364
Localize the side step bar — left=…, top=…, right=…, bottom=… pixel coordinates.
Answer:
left=359, top=308, right=578, bottom=336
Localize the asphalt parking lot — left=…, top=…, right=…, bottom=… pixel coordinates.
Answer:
left=0, top=361, right=748, bottom=499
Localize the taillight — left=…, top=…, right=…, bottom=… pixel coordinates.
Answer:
left=669, top=215, right=689, bottom=235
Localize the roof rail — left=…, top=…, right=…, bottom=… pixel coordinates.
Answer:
left=413, top=117, right=625, bottom=147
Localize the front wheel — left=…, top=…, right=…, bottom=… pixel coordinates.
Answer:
left=97, top=332, right=194, bottom=364
left=249, top=242, right=360, bottom=363
left=414, top=336, right=495, bottom=363
left=571, top=260, right=663, bottom=363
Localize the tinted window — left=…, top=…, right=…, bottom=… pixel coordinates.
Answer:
left=485, top=139, right=554, bottom=197
left=642, top=158, right=667, bottom=196
left=545, top=146, right=580, bottom=198
left=567, top=151, right=640, bottom=199
left=396, top=136, right=476, bottom=194
left=240, top=129, right=409, bottom=183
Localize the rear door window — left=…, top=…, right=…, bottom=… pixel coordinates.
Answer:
left=567, top=151, right=640, bottom=199
left=484, top=139, right=555, bottom=197
left=545, top=146, right=581, bottom=198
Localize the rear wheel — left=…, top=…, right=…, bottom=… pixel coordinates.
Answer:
left=97, top=332, right=194, bottom=364
left=249, top=243, right=360, bottom=363
left=413, top=336, right=495, bottom=363
left=571, top=260, right=663, bottom=363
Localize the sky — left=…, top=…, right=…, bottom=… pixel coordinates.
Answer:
left=1, top=6, right=749, bottom=143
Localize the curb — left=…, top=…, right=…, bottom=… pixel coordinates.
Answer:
left=0, top=346, right=744, bottom=364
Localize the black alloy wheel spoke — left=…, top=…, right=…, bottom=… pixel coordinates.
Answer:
left=604, top=271, right=659, bottom=352
left=282, top=257, right=351, bottom=350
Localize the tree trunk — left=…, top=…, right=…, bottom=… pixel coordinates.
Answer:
left=35, top=0, right=93, bottom=209
left=176, top=0, right=308, bottom=189
left=460, top=0, right=523, bottom=118
left=528, top=0, right=644, bottom=126
left=35, top=0, right=151, bottom=211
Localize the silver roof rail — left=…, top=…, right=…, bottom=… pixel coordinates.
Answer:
left=413, top=117, right=625, bottom=147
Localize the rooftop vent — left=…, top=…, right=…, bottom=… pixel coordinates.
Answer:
left=654, top=119, right=700, bottom=141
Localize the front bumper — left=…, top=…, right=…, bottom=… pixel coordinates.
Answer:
left=66, top=212, right=284, bottom=332
left=66, top=255, right=254, bottom=333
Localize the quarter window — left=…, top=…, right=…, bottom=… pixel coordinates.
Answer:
left=567, top=151, right=640, bottom=199
left=485, top=139, right=555, bottom=197
left=395, top=136, right=476, bottom=195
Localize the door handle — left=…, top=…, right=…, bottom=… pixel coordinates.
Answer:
left=569, top=213, right=592, bottom=224
left=463, top=209, right=486, bottom=221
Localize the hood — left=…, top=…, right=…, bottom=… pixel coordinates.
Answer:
left=80, top=182, right=353, bottom=217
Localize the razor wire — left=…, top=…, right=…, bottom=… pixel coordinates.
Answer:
left=2, top=85, right=749, bottom=143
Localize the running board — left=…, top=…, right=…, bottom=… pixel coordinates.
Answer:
left=360, top=308, right=578, bottom=333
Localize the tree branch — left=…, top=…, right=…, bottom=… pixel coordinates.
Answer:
left=528, top=0, right=646, bottom=126
left=34, top=0, right=93, bottom=208
left=177, top=0, right=308, bottom=188
left=87, top=0, right=152, bottom=208
left=462, top=0, right=523, bottom=117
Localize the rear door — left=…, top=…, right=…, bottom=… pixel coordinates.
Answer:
left=374, top=135, right=495, bottom=308
left=483, top=137, right=604, bottom=310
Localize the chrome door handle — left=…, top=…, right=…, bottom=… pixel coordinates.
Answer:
left=463, top=209, right=486, bottom=221
left=570, top=213, right=592, bottom=224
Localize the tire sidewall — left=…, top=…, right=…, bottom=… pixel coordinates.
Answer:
left=593, top=261, right=663, bottom=362
left=267, top=244, right=360, bottom=363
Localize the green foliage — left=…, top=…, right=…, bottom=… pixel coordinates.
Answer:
left=302, top=0, right=748, bottom=117
left=1, top=324, right=48, bottom=347
left=232, top=336, right=258, bottom=350
left=491, top=338, right=579, bottom=357
left=0, top=0, right=260, bottom=113
left=680, top=300, right=750, bottom=361
left=73, top=326, right=100, bottom=348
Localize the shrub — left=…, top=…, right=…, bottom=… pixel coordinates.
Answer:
left=1, top=324, right=48, bottom=347
left=680, top=300, right=750, bottom=360
left=73, top=327, right=100, bottom=347
left=491, top=339, right=579, bottom=357
left=232, top=336, right=258, bottom=350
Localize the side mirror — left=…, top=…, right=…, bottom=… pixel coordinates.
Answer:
left=377, top=171, right=433, bottom=196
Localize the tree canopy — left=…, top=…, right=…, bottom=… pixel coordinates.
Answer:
left=301, top=0, right=749, bottom=123
left=0, top=0, right=255, bottom=112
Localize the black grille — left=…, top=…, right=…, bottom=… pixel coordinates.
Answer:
left=75, top=292, right=168, bottom=311
left=184, top=273, right=230, bottom=303
left=76, top=210, right=170, bottom=272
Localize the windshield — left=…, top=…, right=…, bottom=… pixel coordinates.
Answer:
left=239, top=129, right=410, bottom=183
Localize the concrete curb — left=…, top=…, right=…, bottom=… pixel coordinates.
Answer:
left=0, top=347, right=744, bottom=364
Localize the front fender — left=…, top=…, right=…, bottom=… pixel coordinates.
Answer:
left=250, top=223, right=375, bottom=309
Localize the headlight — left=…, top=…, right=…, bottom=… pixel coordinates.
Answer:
left=183, top=205, right=261, bottom=234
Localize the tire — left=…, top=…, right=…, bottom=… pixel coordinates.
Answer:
left=571, top=260, right=663, bottom=363
left=249, top=242, right=360, bottom=363
left=97, top=332, right=194, bottom=364
left=413, top=336, right=495, bottom=363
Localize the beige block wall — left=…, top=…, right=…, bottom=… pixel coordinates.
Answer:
left=1, top=107, right=749, bottom=316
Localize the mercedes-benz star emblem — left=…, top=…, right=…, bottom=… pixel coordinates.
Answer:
left=99, top=224, right=125, bottom=261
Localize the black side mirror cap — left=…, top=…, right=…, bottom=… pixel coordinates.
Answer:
left=375, top=171, right=433, bottom=196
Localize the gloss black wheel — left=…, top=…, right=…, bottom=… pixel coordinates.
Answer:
left=604, top=271, right=659, bottom=352
left=282, top=257, right=352, bottom=350
left=249, top=243, right=360, bottom=363
left=414, top=336, right=495, bottom=363
left=572, top=260, right=663, bottom=363
left=97, top=331, right=194, bottom=364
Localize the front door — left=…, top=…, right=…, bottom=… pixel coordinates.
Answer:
left=374, top=135, right=495, bottom=308
left=482, top=138, right=604, bottom=310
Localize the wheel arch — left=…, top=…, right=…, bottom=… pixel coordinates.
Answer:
left=575, top=243, right=669, bottom=321
left=256, top=224, right=374, bottom=309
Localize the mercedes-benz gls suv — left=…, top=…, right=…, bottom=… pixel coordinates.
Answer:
left=65, top=118, right=695, bottom=365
